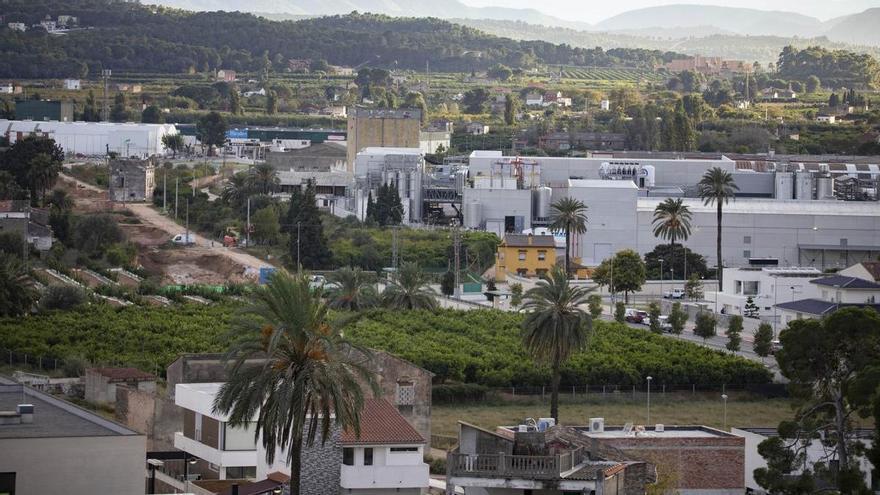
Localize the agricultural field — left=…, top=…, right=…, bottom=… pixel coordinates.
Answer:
left=558, top=66, right=665, bottom=83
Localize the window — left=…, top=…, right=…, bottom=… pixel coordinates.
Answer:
left=743, top=236, right=751, bottom=244
left=537, top=250, right=546, bottom=261
left=225, top=466, right=256, bottom=479
left=364, top=448, right=374, bottom=466
left=396, top=381, right=415, bottom=406
left=390, top=447, right=418, bottom=452
left=0, top=472, right=14, bottom=495
left=343, top=448, right=354, bottom=466
left=518, top=250, right=526, bottom=261
left=743, top=250, right=751, bottom=259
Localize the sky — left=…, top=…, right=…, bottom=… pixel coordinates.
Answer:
left=459, top=0, right=879, bottom=23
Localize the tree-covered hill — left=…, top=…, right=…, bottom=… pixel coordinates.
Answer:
left=0, top=0, right=683, bottom=78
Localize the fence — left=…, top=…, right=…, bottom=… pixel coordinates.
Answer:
left=486, top=382, right=788, bottom=401
left=1, top=346, right=66, bottom=372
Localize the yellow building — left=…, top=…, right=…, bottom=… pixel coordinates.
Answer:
left=346, top=107, right=422, bottom=172
left=495, top=234, right=556, bottom=281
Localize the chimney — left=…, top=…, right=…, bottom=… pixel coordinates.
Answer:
left=18, top=404, right=34, bottom=424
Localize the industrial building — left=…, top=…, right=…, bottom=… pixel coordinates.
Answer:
left=346, top=108, right=422, bottom=173
left=0, top=119, right=179, bottom=157
left=460, top=151, right=880, bottom=270
left=14, top=100, right=74, bottom=122
left=350, top=147, right=425, bottom=224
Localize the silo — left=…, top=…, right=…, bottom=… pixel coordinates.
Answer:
left=816, top=176, right=835, bottom=200
left=465, top=201, right=482, bottom=229
left=532, top=186, right=552, bottom=219
left=774, top=172, right=794, bottom=200
left=794, top=171, right=814, bottom=200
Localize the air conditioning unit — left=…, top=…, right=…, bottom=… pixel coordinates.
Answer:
left=538, top=417, right=556, bottom=429
left=517, top=425, right=528, bottom=433
left=655, top=424, right=664, bottom=432
left=590, top=418, right=604, bottom=433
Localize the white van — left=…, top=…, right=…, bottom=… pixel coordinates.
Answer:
left=171, top=233, right=196, bottom=245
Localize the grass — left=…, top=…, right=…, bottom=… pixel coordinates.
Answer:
left=431, top=393, right=803, bottom=436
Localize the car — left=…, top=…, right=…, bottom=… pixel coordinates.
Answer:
left=770, top=340, right=782, bottom=355
left=625, top=309, right=648, bottom=324
left=663, top=288, right=685, bottom=299
left=171, top=233, right=196, bottom=245
left=658, top=315, right=673, bottom=332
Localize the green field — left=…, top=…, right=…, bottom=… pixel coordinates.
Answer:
left=559, top=66, right=664, bottom=83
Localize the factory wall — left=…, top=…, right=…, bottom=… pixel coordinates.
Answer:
left=462, top=187, right=532, bottom=236
left=565, top=180, right=639, bottom=265
left=0, top=120, right=177, bottom=157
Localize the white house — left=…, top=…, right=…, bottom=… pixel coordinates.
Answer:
left=465, top=122, right=489, bottom=135
left=525, top=93, right=543, bottom=107
left=0, top=84, right=13, bottom=94
left=712, top=266, right=823, bottom=320
left=600, top=99, right=611, bottom=111
left=7, top=22, right=26, bottom=32
left=63, top=79, right=81, bottom=90
left=732, top=427, right=875, bottom=493
left=816, top=115, right=836, bottom=124
left=775, top=272, right=880, bottom=326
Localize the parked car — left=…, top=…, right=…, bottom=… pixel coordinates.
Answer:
left=658, top=315, right=673, bottom=332
left=625, top=309, right=648, bottom=324
left=663, top=288, right=685, bottom=299
left=770, top=340, right=783, bottom=355
left=171, top=233, right=196, bottom=245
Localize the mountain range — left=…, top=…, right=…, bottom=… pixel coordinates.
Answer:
left=148, top=0, right=880, bottom=46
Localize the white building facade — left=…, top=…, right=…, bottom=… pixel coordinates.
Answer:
left=0, top=119, right=179, bottom=157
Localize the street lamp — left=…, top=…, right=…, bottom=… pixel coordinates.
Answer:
left=658, top=259, right=664, bottom=301
left=721, top=394, right=728, bottom=430
left=646, top=376, right=653, bottom=425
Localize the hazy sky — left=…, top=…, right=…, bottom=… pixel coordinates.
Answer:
left=459, top=0, right=878, bottom=23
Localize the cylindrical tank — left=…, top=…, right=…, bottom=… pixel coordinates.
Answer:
left=532, top=186, right=552, bottom=219
left=641, top=165, right=656, bottom=188
left=816, top=176, right=835, bottom=200
left=465, top=201, right=482, bottom=229
left=795, top=171, right=814, bottom=200
left=775, top=172, right=794, bottom=200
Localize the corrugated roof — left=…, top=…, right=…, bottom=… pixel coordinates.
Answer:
left=340, top=398, right=425, bottom=445
left=503, top=234, right=555, bottom=248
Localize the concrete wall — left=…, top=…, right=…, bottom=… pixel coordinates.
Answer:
left=257, top=424, right=341, bottom=495
left=463, top=188, right=532, bottom=234
left=108, top=158, right=156, bottom=202
left=347, top=110, right=421, bottom=172
left=0, top=435, right=145, bottom=495
left=116, top=384, right=183, bottom=451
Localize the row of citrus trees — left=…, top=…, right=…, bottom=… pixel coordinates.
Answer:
left=0, top=301, right=769, bottom=387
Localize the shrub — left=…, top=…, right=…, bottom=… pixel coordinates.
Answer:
left=39, top=285, right=87, bottom=311
left=614, top=302, right=626, bottom=322
left=587, top=294, right=602, bottom=318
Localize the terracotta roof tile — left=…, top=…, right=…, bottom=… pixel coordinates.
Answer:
left=340, top=398, right=425, bottom=445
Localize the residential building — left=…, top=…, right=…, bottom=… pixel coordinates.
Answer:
left=14, top=100, right=74, bottom=122
left=733, top=427, right=875, bottom=492
left=524, top=93, right=543, bottom=106
left=600, top=99, right=610, bottom=110
left=447, top=421, right=653, bottom=495
left=543, top=91, right=572, bottom=107
left=321, top=105, right=347, bottom=118
left=109, top=157, right=157, bottom=202
left=216, top=69, right=236, bottom=82
left=38, top=20, right=56, bottom=32
left=114, top=82, right=142, bottom=93
left=0, top=84, right=12, bottom=94
left=495, top=234, right=556, bottom=281
left=816, top=114, right=837, bottom=124
left=287, top=59, right=311, bottom=72
left=775, top=272, right=880, bottom=325
left=1, top=119, right=179, bottom=156
left=56, top=15, right=78, bottom=27
left=85, top=367, right=156, bottom=405
left=329, top=65, right=354, bottom=76
left=346, top=107, right=421, bottom=173
left=760, top=88, right=797, bottom=101
left=62, top=78, right=80, bottom=90
left=427, top=120, right=454, bottom=132
left=712, top=265, right=823, bottom=319
left=7, top=22, right=26, bottom=32
left=0, top=377, right=146, bottom=495
left=840, top=261, right=880, bottom=282
left=0, top=200, right=53, bottom=251
left=465, top=122, right=489, bottom=135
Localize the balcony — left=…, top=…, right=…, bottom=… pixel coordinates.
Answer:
left=174, top=432, right=257, bottom=469
left=447, top=447, right=586, bottom=480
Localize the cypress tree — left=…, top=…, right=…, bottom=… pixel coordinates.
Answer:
left=286, top=182, right=332, bottom=269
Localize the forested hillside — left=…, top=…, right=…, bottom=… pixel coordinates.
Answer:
left=0, top=0, right=682, bottom=78
left=777, top=45, right=880, bottom=88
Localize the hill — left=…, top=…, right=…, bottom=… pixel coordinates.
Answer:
left=0, top=0, right=683, bottom=79
left=823, top=8, right=880, bottom=46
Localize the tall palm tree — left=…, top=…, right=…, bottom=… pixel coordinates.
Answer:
left=221, top=172, right=252, bottom=210
left=251, top=162, right=279, bottom=195
left=326, top=266, right=378, bottom=311
left=521, top=265, right=593, bottom=423
left=548, top=197, right=588, bottom=278
left=0, top=253, right=36, bottom=317
left=213, top=271, right=378, bottom=495
left=652, top=198, right=693, bottom=279
left=697, top=168, right=738, bottom=288
left=381, top=262, right=438, bottom=311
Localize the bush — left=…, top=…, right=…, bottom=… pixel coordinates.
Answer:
left=587, top=294, right=602, bottom=318
left=39, top=285, right=87, bottom=311
left=614, top=302, right=626, bottom=322
left=425, top=454, right=447, bottom=475
left=432, top=383, right=489, bottom=404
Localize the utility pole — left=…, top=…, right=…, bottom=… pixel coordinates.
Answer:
left=185, top=199, right=190, bottom=246
left=453, top=221, right=462, bottom=298
left=246, top=196, right=251, bottom=249
left=391, top=226, right=399, bottom=270
left=101, top=69, right=111, bottom=122
left=174, top=177, right=179, bottom=220
left=296, top=221, right=301, bottom=273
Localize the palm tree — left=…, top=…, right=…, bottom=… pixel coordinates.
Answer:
left=381, top=262, right=438, bottom=311
left=697, top=168, right=738, bottom=288
left=548, top=197, right=588, bottom=278
left=0, top=254, right=37, bottom=317
left=213, top=271, right=378, bottom=495
left=251, top=162, right=279, bottom=195
left=326, top=266, right=378, bottom=311
left=521, top=265, right=592, bottom=423
left=221, top=172, right=252, bottom=210
left=652, top=198, right=693, bottom=279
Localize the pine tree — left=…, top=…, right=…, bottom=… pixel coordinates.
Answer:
left=365, top=191, right=376, bottom=222
left=387, top=182, right=404, bottom=225
left=744, top=296, right=759, bottom=318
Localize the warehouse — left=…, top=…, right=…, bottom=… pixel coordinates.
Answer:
left=0, top=119, right=179, bottom=157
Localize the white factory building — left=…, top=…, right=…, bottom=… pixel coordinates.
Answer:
left=351, top=147, right=424, bottom=224
left=463, top=151, right=880, bottom=270
left=0, top=119, right=179, bottom=157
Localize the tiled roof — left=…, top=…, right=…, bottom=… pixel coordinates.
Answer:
left=340, top=398, right=425, bottom=445
left=89, top=367, right=156, bottom=382
left=503, top=234, right=555, bottom=248
left=860, top=262, right=880, bottom=282
left=776, top=298, right=880, bottom=316
left=811, top=275, right=880, bottom=290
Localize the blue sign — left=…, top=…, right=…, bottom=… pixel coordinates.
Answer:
left=226, top=129, right=248, bottom=139
left=259, top=267, right=277, bottom=284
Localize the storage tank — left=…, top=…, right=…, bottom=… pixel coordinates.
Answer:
left=816, top=176, right=835, bottom=200
left=774, top=172, right=794, bottom=200
left=464, top=201, right=482, bottom=229
left=532, top=186, right=552, bottom=219
left=794, top=171, right=814, bottom=200
left=640, top=165, right=656, bottom=188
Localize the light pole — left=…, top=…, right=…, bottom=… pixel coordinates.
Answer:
left=721, top=394, right=728, bottom=430
left=658, top=259, right=664, bottom=302
left=646, top=376, right=653, bottom=425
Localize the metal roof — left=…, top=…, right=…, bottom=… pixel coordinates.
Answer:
left=811, top=275, right=880, bottom=289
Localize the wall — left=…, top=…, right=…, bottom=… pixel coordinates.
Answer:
left=462, top=188, right=532, bottom=234
left=0, top=435, right=145, bottom=495
left=109, top=158, right=155, bottom=202
left=347, top=111, right=421, bottom=173
left=257, top=424, right=341, bottom=495
left=115, top=384, right=183, bottom=451
left=84, top=369, right=109, bottom=404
